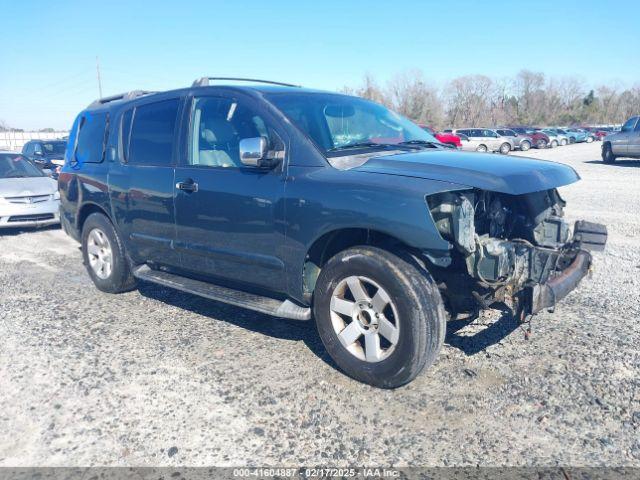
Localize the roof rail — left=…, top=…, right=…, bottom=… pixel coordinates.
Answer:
left=88, top=90, right=155, bottom=108
left=192, top=77, right=300, bottom=88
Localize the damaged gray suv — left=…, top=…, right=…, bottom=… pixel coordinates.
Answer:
left=60, top=78, right=607, bottom=388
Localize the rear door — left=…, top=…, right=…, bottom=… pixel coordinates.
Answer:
left=172, top=92, right=288, bottom=292
left=483, top=129, right=501, bottom=150
left=108, top=97, right=182, bottom=267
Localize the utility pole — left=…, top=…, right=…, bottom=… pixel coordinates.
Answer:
left=96, top=56, right=103, bottom=98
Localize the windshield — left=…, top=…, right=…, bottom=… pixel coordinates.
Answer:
left=42, top=141, right=67, bottom=156
left=265, top=92, right=440, bottom=155
left=0, top=154, right=45, bottom=178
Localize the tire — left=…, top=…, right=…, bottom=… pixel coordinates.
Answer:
left=569, top=137, right=576, bottom=144
left=499, top=142, right=511, bottom=154
left=550, top=140, right=558, bottom=148
left=313, top=246, right=446, bottom=388
left=560, top=139, right=568, bottom=146
left=536, top=139, right=548, bottom=149
left=586, top=136, right=594, bottom=143
left=520, top=140, right=531, bottom=151
left=476, top=144, right=488, bottom=152
left=81, top=213, right=137, bottom=293
left=602, top=143, right=616, bottom=164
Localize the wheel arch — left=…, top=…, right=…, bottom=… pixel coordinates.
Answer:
left=302, top=228, right=422, bottom=302
left=76, top=202, right=113, bottom=233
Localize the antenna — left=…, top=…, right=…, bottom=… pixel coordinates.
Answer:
left=96, top=56, right=103, bottom=98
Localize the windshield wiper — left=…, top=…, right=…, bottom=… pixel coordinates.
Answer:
left=398, top=140, right=445, bottom=148
left=327, top=142, right=399, bottom=152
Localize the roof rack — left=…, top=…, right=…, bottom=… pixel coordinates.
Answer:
left=192, top=77, right=300, bottom=88
left=88, top=90, right=155, bottom=108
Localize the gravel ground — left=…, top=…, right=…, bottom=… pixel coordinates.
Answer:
left=0, top=142, right=638, bottom=467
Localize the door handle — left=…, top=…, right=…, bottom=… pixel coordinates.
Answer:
left=176, top=180, right=198, bottom=192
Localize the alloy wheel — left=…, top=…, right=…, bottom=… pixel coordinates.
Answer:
left=329, top=276, right=400, bottom=363
left=87, top=228, right=113, bottom=280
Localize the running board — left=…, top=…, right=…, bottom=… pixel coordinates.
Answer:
left=133, top=265, right=311, bottom=321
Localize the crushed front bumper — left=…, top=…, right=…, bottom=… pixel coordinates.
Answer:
left=528, top=250, right=592, bottom=314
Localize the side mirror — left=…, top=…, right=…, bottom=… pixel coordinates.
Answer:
left=240, top=137, right=271, bottom=168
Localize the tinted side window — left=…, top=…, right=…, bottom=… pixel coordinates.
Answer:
left=75, top=111, right=108, bottom=163
left=129, top=99, right=179, bottom=166
left=23, top=143, right=33, bottom=155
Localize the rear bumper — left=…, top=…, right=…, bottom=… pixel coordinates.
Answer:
left=528, top=250, right=592, bottom=314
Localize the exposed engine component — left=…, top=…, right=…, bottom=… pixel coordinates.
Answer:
left=426, top=188, right=606, bottom=317
left=427, top=188, right=575, bottom=288
left=428, top=191, right=476, bottom=254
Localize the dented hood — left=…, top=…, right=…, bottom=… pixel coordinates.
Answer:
left=354, top=150, right=580, bottom=195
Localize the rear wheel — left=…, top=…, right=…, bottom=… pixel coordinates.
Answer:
left=536, top=139, right=548, bottom=149
left=313, top=246, right=446, bottom=388
left=560, top=138, right=568, bottom=146
left=602, top=143, right=616, bottom=164
left=81, top=213, right=137, bottom=293
left=569, top=137, right=576, bottom=144
left=520, top=140, right=531, bottom=151
left=550, top=140, right=558, bottom=148
left=499, top=142, right=511, bottom=154
left=586, top=136, right=594, bottom=143
left=476, top=144, right=488, bottom=152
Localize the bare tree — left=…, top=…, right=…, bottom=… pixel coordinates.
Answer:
left=343, top=69, right=632, bottom=128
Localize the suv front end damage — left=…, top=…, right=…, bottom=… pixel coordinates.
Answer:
left=426, top=189, right=607, bottom=317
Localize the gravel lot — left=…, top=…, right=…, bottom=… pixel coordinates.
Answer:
left=0, top=142, right=639, bottom=467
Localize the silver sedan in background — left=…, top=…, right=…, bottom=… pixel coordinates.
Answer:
left=0, top=152, right=60, bottom=229
left=495, top=128, right=532, bottom=151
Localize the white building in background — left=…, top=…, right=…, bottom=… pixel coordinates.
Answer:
left=0, top=131, right=69, bottom=152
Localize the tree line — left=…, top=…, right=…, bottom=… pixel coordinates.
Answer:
left=342, top=69, right=640, bottom=129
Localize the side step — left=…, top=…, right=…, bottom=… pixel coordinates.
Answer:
left=133, top=265, right=311, bottom=321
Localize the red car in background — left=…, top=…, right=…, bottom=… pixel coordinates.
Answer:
left=584, top=127, right=611, bottom=141
left=419, top=125, right=462, bottom=148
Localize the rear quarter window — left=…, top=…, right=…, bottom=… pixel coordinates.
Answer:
left=128, top=99, right=179, bottom=166
left=75, top=112, right=109, bottom=163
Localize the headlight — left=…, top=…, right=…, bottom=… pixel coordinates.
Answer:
left=52, top=191, right=61, bottom=200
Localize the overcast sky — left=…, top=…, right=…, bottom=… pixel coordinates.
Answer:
left=1, top=0, right=638, bottom=130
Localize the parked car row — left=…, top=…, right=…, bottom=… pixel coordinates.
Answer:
left=425, top=125, right=608, bottom=154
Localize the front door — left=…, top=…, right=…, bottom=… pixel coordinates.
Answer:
left=611, top=117, right=637, bottom=156
left=173, top=93, right=288, bottom=293
left=629, top=118, right=640, bottom=157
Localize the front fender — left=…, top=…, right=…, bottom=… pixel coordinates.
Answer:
left=282, top=166, right=464, bottom=302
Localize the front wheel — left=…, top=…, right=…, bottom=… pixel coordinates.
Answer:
left=550, top=140, right=558, bottom=148
left=602, top=143, right=616, bottom=164
left=560, top=138, right=568, bottom=146
left=476, top=144, right=488, bottom=152
left=499, top=142, right=511, bottom=154
left=586, top=136, right=594, bottom=143
left=536, top=139, right=548, bottom=149
left=520, top=140, right=531, bottom=151
left=313, top=246, right=446, bottom=388
left=81, top=213, right=137, bottom=293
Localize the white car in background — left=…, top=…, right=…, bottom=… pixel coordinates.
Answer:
left=0, top=151, right=60, bottom=228
left=454, top=128, right=512, bottom=154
